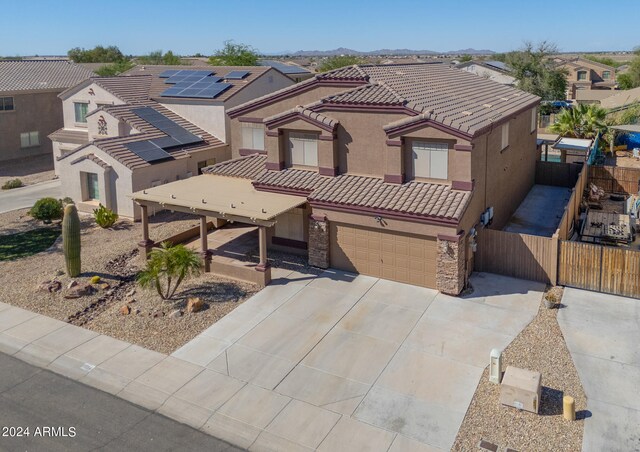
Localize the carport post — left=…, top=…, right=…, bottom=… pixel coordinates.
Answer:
left=257, top=226, right=269, bottom=271
left=138, top=204, right=154, bottom=257
left=200, top=216, right=211, bottom=272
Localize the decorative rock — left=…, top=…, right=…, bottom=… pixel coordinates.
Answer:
left=186, top=297, right=205, bottom=313
left=64, top=283, right=94, bottom=299
left=126, top=298, right=137, bottom=304
left=125, top=289, right=136, bottom=298
left=134, top=309, right=141, bottom=315
left=40, top=280, right=62, bottom=293
left=169, top=309, right=183, bottom=318
left=152, top=311, right=165, bottom=318
left=67, top=280, right=78, bottom=289
left=120, top=305, right=131, bottom=315
left=98, top=283, right=111, bottom=291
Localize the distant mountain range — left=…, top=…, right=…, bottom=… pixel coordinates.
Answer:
left=267, top=47, right=495, bottom=57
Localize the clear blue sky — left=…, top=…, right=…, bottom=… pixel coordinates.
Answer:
left=2, top=0, right=638, bottom=56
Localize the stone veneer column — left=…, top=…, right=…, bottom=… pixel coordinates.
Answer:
left=308, top=214, right=330, bottom=268
left=436, top=233, right=466, bottom=295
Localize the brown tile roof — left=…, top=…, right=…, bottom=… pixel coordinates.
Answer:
left=203, top=154, right=267, bottom=179
left=121, top=64, right=272, bottom=102
left=92, top=75, right=152, bottom=104
left=229, top=63, right=540, bottom=136
left=555, top=57, right=615, bottom=71
left=0, top=60, right=96, bottom=92
left=254, top=167, right=330, bottom=193
left=70, top=153, right=111, bottom=169
left=60, top=101, right=225, bottom=171
left=264, top=105, right=339, bottom=130
left=48, top=128, right=89, bottom=145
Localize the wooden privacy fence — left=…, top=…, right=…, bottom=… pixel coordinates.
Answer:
left=475, top=228, right=558, bottom=284
left=556, top=164, right=588, bottom=240
left=559, top=241, right=640, bottom=298
left=589, top=165, right=640, bottom=194
left=535, top=161, right=582, bottom=187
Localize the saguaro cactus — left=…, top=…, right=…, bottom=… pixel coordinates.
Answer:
left=62, top=203, right=81, bottom=277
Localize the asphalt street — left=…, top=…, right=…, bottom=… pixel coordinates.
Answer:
left=0, top=353, right=242, bottom=452
left=0, top=179, right=62, bottom=214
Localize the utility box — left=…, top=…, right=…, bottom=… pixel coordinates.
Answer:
left=500, top=366, right=542, bottom=414
left=489, top=348, right=503, bottom=384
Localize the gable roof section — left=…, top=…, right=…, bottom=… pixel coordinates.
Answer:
left=70, top=153, right=111, bottom=169
left=264, top=105, right=339, bottom=131
left=229, top=63, right=539, bottom=137
left=556, top=57, right=615, bottom=72
left=600, top=86, right=640, bottom=110
left=259, top=60, right=312, bottom=75
left=203, top=154, right=267, bottom=179
left=0, top=60, right=96, bottom=92
left=92, top=75, right=152, bottom=104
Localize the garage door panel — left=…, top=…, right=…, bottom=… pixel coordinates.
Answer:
left=330, top=223, right=437, bottom=288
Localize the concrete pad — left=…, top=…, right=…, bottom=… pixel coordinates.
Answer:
left=376, top=346, right=483, bottom=413
left=337, top=299, right=423, bottom=343
left=264, top=399, right=341, bottom=449
left=354, top=385, right=464, bottom=451
left=360, top=278, right=439, bottom=312
left=276, top=286, right=360, bottom=325
left=0, top=302, right=10, bottom=312
left=96, top=344, right=165, bottom=380
left=405, top=315, right=515, bottom=368
left=0, top=306, right=38, bottom=332
left=461, top=272, right=544, bottom=313
left=64, top=334, right=131, bottom=367
left=211, top=344, right=296, bottom=390
left=172, top=368, right=245, bottom=411
left=581, top=399, right=640, bottom=452
left=272, top=268, right=321, bottom=287
left=14, top=343, right=65, bottom=367
left=560, top=288, right=640, bottom=327
left=79, top=367, right=132, bottom=395
left=229, top=282, right=305, bottom=315
left=276, top=364, right=369, bottom=415
left=503, top=184, right=571, bottom=236
left=238, top=312, right=333, bottom=362
left=48, top=354, right=97, bottom=380
left=307, top=269, right=378, bottom=298
left=317, top=416, right=396, bottom=452
left=0, top=332, right=29, bottom=355
left=250, top=430, right=315, bottom=452
left=30, top=324, right=98, bottom=354
left=3, top=315, right=66, bottom=343
left=118, top=380, right=171, bottom=411
left=135, top=356, right=204, bottom=395
left=218, top=383, right=290, bottom=429
left=302, top=327, right=398, bottom=385
left=171, top=335, right=230, bottom=367
left=157, top=396, right=215, bottom=430
left=203, top=412, right=263, bottom=449
left=389, top=434, right=447, bottom=452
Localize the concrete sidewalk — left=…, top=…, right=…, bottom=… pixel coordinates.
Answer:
left=0, top=270, right=543, bottom=451
left=558, top=288, right=640, bottom=452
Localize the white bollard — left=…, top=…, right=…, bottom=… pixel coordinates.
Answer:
left=489, top=348, right=503, bottom=384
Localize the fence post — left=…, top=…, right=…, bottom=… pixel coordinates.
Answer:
left=551, top=234, right=559, bottom=286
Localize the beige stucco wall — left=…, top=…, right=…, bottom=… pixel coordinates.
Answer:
left=87, top=110, right=126, bottom=140
left=160, top=101, right=227, bottom=142
left=0, top=90, right=63, bottom=162
left=61, top=83, right=124, bottom=132
left=224, top=69, right=294, bottom=109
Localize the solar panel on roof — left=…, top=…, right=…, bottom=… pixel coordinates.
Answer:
left=125, top=141, right=173, bottom=163
left=224, top=70, right=250, bottom=80
left=159, top=69, right=181, bottom=78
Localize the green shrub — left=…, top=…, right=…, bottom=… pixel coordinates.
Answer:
left=1, top=179, right=23, bottom=190
left=93, top=204, right=118, bottom=228
left=29, top=198, right=63, bottom=224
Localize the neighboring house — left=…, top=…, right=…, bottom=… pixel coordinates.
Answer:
left=456, top=60, right=516, bottom=86
left=190, top=62, right=539, bottom=294
left=599, top=86, right=640, bottom=111
left=51, top=65, right=294, bottom=219
left=259, top=60, right=314, bottom=82
left=0, top=60, right=95, bottom=163
left=555, top=57, right=617, bottom=99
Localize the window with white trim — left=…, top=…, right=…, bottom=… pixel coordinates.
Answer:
left=501, top=123, right=509, bottom=150
left=241, top=123, right=264, bottom=150
left=20, top=131, right=40, bottom=148
left=288, top=132, right=318, bottom=167
left=74, top=102, right=88, bottom=123
left=530, top=108, right=537, bottom=133
left=577, top=70, right=587, bottom=81
left=411, top=141, right=448, bottom=180
left=0, top=97, right=14, bottom=111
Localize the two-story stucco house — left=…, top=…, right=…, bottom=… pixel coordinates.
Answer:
left=555, top=57, right=617, bottom=99
left=51, top=65, right=293, bottom=219
left=0, top=60, right=94, bottom=163
left=131, top=63, right=540, bottom=295
left=456, top=60, right=516, bottom=86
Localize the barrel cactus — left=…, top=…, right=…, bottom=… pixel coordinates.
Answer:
left=62, top=204, right=81, bottom=277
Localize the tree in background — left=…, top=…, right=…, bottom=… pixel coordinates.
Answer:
left=68, top=45, right=125, bottom=63
left=137, top=50, right=182, bottom=65
left=318, top=55, right=365, bottom=72
left=95, top=60, right=135, bottom=76
left=616, top=48, right=640, bottom=90
left=459, top=54, right=473, bottom=63
left=209, top=41, right=259, bottom=66
left=506, top=41, right=568, bottom=100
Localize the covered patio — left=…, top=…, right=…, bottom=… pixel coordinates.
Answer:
left=130, top=175, right=307, bottom=286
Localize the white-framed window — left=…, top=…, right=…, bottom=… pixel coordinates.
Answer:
left=74, top=102, right=89, bottom=123
left=530, top=108, right=537, bottom=133
left=0, top=97, right=14, bottom=111
left=20, top=131, right=39, bottom=148
left=501, top=123, right=509, bottom=150
left=241, top=123, right=265, bottom=150
left=289, top=132, right=318, bottom=167
left=602, top=71, right=611, bottom=80
left=411, top=141, right=448, bottom=180
left=577, top=70, right=587, bottom=81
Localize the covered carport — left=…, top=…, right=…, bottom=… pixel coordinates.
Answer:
left=130, top=175, right=307, bottom=286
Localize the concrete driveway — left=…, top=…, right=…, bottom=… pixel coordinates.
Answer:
left=167, top=270, right=543, bottom=451
left=0, top=179, right=61, bottom=213
left=558, top=288, right=640, bottom=452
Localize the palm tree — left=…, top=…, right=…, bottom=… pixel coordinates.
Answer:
left=137, top=242, right=202, bottom=300
left=549, top=104, right=607, bottom=139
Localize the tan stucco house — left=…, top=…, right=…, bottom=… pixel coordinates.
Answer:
left=555, top=57, right=617, bottom=99
left=0, top=60, right=94, bottom=163
left=132, top=63, right=540, bottom=294
left=51, top=65, right=293, bottom=219
left=456, top=60, right=516, bottom=86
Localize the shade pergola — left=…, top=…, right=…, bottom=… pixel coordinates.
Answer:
left=130, top=174, right=307, bottom=277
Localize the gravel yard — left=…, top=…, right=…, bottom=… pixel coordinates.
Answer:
left=453, top=286, right=587, bottom=452
left=0, top=210, right=259, bottom=354
left=0, top=155, right=55, bottom=187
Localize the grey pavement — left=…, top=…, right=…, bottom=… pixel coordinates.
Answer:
left=558, top=288, right=640, bottom=452
left=0, top=179, right=61, bottom=213
left=0, top=352, right=241, bottom=452
left=0, top=270, right=544, bottom=451
left=503, top=184, right=572, bottom=236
